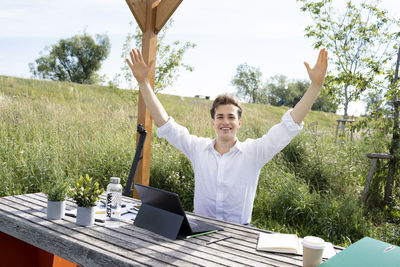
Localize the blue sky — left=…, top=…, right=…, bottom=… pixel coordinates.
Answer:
left=1, top=0, right=399, bottom=115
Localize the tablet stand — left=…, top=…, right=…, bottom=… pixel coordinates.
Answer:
left=134, top=203, right=184, bottom=240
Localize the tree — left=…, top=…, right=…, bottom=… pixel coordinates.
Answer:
left=266, top=74, right=337, bottom=112
left=265, top=74, right=288, bottom=106
left=354, top=48, right=400, bottom=207
left=29, top=33, right=110, bottom=84
left=231, top=63, right=266, bottom=104
left=298, top=0, right=400, bottom=118
left=385, top=47, right=400, bottom=205
left=118, top=20, right=196, bottom=92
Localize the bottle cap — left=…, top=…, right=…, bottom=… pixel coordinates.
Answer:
left=110, top=177, right=120, bottom=184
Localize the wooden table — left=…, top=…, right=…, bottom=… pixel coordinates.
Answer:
left=0, top=193, right=343, bottom=266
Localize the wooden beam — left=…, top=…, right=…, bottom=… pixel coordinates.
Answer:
left=132, top=0, right=159, bottom=198
left=124, top=0, right=182, bottom=197
left=125, top=0, right=147, bottom=32
left=155, top=0, right=183, bottom=33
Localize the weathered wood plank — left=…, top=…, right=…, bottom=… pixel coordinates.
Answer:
left=366, top=153, right=393, bottom=159
left=362, top=158, right=378, bottom=203
left=0, top=205, right=140, bottom=266
left=1, top=193, right=342, bottom=267
left=18, top=194, right=296, bottom=266
left=1, top=197, right=197, bottom=267
left=11, top=195, right=225, bottom=267
left=184, top=213, right=343, bottom=263
left=17, top=195, right=272, bottom=266
left=26, top=194, right=321, bottom=266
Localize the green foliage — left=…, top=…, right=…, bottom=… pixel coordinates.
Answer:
left=2, top=75, right=399, bottom=247
left=231, top=63, right=266, bottom=104
left=316, top=193, right=372, bottom=244
left=231, top=69, right=337, bottom=111
left=253, top=132, right=373, bottom=246
left=298, top=0, right=400, bottom=117
left=351, top=47, right=400, bottom=206
left=150, top=139, right=195, bottom=211
left=265, top=74, right=337, bottom=112
left=118, top=20, right=196, bottom=91
left=29, top=33, right=110, bottom=84
left=69, top=174, right=104, bottom=207
left=43, top=176, right=71, bottom=202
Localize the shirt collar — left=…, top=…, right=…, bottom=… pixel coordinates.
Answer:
left=205, top=138, right=244, bottom=153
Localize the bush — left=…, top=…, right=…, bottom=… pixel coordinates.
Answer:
left=253, top=163, right=320, bottom=235
left=150, top=138, right=195, bottom=211
left=316, top=193, right=371, bottom=245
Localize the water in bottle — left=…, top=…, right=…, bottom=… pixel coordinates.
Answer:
left=105, top=177, right=122, bottom=227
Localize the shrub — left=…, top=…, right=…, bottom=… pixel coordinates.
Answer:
left=150, top=138, right=195, bottom=211
left=316, top=193, right=372, bottom=245
left=253, top=163, right=320, bottom=235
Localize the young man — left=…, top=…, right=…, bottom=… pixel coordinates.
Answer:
left=126, top=48, right=328, bottom=225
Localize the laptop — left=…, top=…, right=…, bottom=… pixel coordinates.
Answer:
left=134, top=184, right=223, bottom=239
left=319, top=237, right=400, bottom=267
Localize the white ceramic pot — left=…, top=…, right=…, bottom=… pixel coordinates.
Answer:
left=76, top=206, right=95, bottom=226
left=47, top=200, right=66, bottom=220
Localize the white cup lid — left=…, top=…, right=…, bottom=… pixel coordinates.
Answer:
left=302, top=236, right=325, bottom=249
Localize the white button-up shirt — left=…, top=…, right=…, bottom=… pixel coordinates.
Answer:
left=157, top=109, right=303, bottom=224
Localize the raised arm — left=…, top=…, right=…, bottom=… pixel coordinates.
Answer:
left=290, top=48, right=328, bottom=125
left=126, top=48, right=169, bottom=127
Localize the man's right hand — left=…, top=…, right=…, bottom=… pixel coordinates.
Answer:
left=126, top=48, right=154, bottom=83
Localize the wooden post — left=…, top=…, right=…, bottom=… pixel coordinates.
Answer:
left=125, top=0, right=183, bottom=198
left=362, top=153, right=394, bottom=204
left=361, top=158, right=378, bottom=204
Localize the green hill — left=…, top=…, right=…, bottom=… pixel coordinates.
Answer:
left=1, top=75, right=398, bottom=248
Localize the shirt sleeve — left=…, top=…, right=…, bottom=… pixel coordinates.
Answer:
left=250, top=109, right=303, bottom=169
left=156, top=117, right=202, bottom=161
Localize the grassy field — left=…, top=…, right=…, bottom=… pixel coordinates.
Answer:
left=1, top=75, right=399, bottom=247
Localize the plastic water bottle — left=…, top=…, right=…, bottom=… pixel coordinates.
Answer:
left=105, top=177, right=122, bottom=227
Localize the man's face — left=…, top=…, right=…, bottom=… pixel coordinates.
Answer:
left=211, top=104, right=242, bottom=141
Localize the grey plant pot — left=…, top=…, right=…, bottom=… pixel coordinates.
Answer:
left=47, top=200, right=66, bottom=220
left=76, top=206, right=95, bottom=226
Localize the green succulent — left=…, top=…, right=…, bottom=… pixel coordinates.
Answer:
left=68, top=174, right=104, bottom=207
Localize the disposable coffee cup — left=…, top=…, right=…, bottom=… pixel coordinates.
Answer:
left=302, top=236, right=325, bottom=267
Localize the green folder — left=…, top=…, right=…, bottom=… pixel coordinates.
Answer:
left=319, top=237, right=400, bottom=267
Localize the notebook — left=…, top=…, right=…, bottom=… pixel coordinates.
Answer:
left=319, top=237, right=400, bottom=267
left=134, top=184, right=222, bottom=239
left=256, top=232, right=336, bottom=259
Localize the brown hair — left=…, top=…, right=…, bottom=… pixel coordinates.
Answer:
left=210, top=94, right=242, bottom=119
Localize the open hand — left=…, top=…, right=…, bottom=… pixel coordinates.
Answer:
left=304, top=48, right=328, bottom=87
left=125, top=48, right=154, bottom=83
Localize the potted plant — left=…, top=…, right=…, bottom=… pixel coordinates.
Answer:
left=69, top=174, right=104, bottom=226
left=44, top=177, right=70, bottom=220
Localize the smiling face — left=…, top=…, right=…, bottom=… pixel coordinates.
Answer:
left=211, top=104, right=242, bottom=142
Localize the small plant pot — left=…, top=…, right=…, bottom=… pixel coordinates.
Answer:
left=76, top=206, right=96, bottom=226
left=47, top=200, right=66, bottom=220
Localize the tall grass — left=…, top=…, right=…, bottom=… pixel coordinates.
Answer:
left=1, top=75, right=398, bottom=247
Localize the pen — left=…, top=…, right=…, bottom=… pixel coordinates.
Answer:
left=186, top=230, right=218, bottom=239
left=206, top=236, right=232, bottom=245
left=65, top=212, right=105, bottom=223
